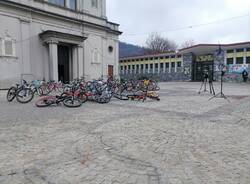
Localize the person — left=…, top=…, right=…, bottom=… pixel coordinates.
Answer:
left=242, top=70, right=248, bottom=82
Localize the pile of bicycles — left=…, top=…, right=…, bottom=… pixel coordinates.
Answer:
left=6, top=78, right=160, bottom=108
left=114, top=79, right=160, bottom=101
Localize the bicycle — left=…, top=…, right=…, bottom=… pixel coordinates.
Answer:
left=35, top=94, right=82, bottom=108
left=7, top=80, right=34, bottom=103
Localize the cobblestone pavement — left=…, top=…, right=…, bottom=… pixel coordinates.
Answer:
left=0, top=82, right=250, bottom=184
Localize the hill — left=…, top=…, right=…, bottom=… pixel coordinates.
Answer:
left=119, top=42, right=146, bottom=58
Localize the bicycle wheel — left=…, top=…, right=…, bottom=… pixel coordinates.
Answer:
left=96, top=96, right=111, bottom=104
left=35, top=97, right=55, bottom=107
left=16, top=88, right=34, bottom=104
left=77, top=93, right=88, bottom=103
left=7, top=87, right=17, bottom=102
left=37, top=86, right=46, bottom=96
left=63, top=97, right=82, bottom=108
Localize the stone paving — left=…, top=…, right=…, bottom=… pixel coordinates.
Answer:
left=0, top=82, right=250, bottom=184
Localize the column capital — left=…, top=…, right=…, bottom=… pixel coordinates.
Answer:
left=77, top=44, right=84, bottom=48
left=46, top=39, right=59, bottom=45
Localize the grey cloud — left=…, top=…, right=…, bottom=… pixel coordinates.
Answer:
left=107, top=0, right=250, bottom=46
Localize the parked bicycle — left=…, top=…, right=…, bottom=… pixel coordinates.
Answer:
left=7, top=80, right=34, bottom=103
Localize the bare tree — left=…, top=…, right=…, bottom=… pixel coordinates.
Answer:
left=180, top=39, right=195, bottom=49
left=145, top=32, right=177, bottom=54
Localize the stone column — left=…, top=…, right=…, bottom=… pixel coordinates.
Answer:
left=169, top=62, right=172, bottom=73
left=153, top=63, right=155, bottom=74
left=233, top=49, right=236, bottom=64
left=243, top=48, right=247, bottom=64
left=48, top=40, right=58, bottom=81
left=77, top=45, right=84, bottom=78
left=224, top=52, right=227, bottom=65
left=158, top=62, right=160, bottom=74
left=163, top=63, right=166, bottom=73
left=72, top=46, right=78, bottom=79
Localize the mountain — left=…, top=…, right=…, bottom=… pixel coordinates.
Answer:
left=119, top=42, right=146, bottom=58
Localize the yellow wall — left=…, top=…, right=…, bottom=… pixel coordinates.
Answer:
left=120, top=56, right=183, bottom=67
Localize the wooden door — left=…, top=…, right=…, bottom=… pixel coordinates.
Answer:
left=108, top=65, right=114, bottom=77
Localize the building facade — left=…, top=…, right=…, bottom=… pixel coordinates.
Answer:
left=0, top=0, right=121, bottom=88
left=119, top=42, right=250, bottom=82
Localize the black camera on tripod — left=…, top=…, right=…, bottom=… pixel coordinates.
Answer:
left=202, top=70, right=209, bottom=81
left=198, top=70, right=215, bottom=95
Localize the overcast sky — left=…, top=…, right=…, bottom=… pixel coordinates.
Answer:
left=106, top=0, right=250, bottom=47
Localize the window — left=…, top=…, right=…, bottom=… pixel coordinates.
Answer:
left=132, top=65, right=135, bottom=70
left=177, top=62, right=182, bottom=67
left=140, top=58, right=144, bottom=61
left=108, top=46, right=113, bottom=53
left=160, top=57, right=164, bottom=60
left=154, top=57, right=159, bottom=60
left=171, top=62, right=175, bottom=68
left=247, top=48, right=250, bottom=52
left=150, top=57, right=153, bottom=60
left=236, top=48, right=244, bottom=52
left=145, top=64, right=148, bottom=69
left=166, top=63, right=169, bottom=68
left=1, top=37, right=16, bottom=57
left=91, top=0, right=98, bottom=8
left=120, top=66, right=123, bottom=71
left=124, top=66, right=127, bottom=70
left=160, top=63, right=164, bottom=69
left=69, top=0, right=76, bottom=10
left=155, top=63, right=158, bottom=69
left=227, top=58, right=233, bottom=65
left=150, top=64, right=153, bottom=69
left=140, top=64, right=143, bottom=69
left=177, top=55, right=182, bottom=58
left=128, top=65, right=131, bottom=70
left=48, top=0, right=65, bottom=7
left=246, top=57, right=250, bottom=64
left=165, top=56, right=169, bottom=59
left=236, top=57, right=243, bottom=64
left=227, top=49, right=234, bottom=53
left=171, top=55, right=175, bottom=58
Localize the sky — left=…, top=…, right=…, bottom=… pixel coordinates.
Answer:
left=106, top=0, right=250, bottom=47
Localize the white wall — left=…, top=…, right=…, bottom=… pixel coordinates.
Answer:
left=0, top=0, right=120, bottom=88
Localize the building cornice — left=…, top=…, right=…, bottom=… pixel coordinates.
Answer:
left=0, top=0, right=122, bottom=36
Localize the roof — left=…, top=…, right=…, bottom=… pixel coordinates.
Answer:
left=180, top=41, right=250, bottom=53
left=120, top=50, right=178, bottom=60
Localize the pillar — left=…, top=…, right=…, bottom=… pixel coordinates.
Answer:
left=243, top=48, right=247, bottom=64
left=77, top=45, right=84, bottom=78
left=163, top=63, right=166, bottom=73
left=48, top=41, right=58, bottom=81
left=233, top=49, right=236, bottom=64
left=72, top=46, right=78, bottom=79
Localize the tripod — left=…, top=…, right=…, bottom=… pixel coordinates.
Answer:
left=198, top=75, right=215, bottom=95
left=209, top=71, right=230, bottom=102
left=198, top=77, right=209, bottom=94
